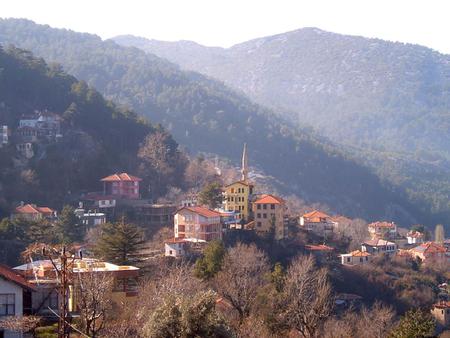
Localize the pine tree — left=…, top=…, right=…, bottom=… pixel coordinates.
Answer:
left=94, top=220, right=144, bottom=264
left=198, top=182, right=223, bottom=209
left=389, top=309, right=435, bottom=338
left=194, top=240, right=225, bottom=279
left=55, top=205, right=83, bottom=243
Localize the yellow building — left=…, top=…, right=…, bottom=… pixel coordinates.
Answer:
left=253, top=194, right=287, bottom=240
left=224, top=181, right=254, bottom=221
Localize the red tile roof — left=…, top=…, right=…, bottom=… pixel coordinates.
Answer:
left=165, top=237, right=186, bottom=244
left=305, top=244, right=334, bottom=251
left=15, top=204, right=54, bottom=215
left=254, top=194, right=284, bottom=205
left=178, top=206, right=221, bottom=218
left=100, top=173, right=142, bottom=182
left=368, top=221, right=396, bottom=228
left=0, top=264, right=36, bottom=291
left=410, top=242, right=447, bottom=254
left=433, top=301, right=450, bottom=309
left=406, top=230, right=424, bottom=238
left=303, top=210, right=330, bottom=219
left=349, top=250, right=371, bottom=257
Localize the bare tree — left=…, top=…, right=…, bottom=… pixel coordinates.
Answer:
left=76, top=270, right=114, bottom=338
left=278, top=255, right=334, bottom=338
left=0, top=316, right=41, bottom=335
left=336, top=218, right=369, bottom=250
left=214, top=243, right=269, bottom=323
left=322, top=302, right=395, bottom=338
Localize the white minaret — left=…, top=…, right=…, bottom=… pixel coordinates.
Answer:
left=241, top=143, right=248, bottom=182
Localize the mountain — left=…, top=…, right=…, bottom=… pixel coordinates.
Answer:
left=113, top=29, right=450, bottom=225
left=113, top=29, right=450, bottom=158
left=0, top=18, right=440, bottom=226
left=0, top=44, right=185, bottom=216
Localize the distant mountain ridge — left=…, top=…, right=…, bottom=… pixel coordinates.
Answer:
left=0, top=19, right=445, bottom=226
left=113, top=28, right=450, bottom=159
left=113, top=28, right=450, bottom=226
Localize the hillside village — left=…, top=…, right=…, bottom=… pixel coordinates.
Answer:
left=0, top=141, right=449, bottom=337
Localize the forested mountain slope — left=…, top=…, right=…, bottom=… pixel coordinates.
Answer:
left=0, top=19, right=441, bottom=225
left=113, top=29, right=450, bottom=226
left=0, top=45, right=185, bottom=216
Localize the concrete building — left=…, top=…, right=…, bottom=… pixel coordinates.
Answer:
left=340, top=250, right=372, bottom=266
left=300, top=210, right=336, bottom=237
left=253, top=194, right=287, bottom=240
left=406, top=230, right=424, bottom=245
left=100, top=173, right=142, bottom=200
left=361, top=239, right=397, bottom=256
left=0, top=265, right=35, bottom=338
left=11, top=204, right=56, bottom=222
left=174, top=206, right=222, bottom=241
left=409, top=242, right=448, bottom=263
left=164, top=238, right=187, bottom=258
left=368, top=221, right=397, bottom=240
left=431, top=301, right=450, bottom=329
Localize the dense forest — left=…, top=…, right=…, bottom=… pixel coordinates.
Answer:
left=114, top=30, right=450, bottom=227
left=0, top=45, right=186, bottom=217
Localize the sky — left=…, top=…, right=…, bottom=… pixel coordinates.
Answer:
left=2, top=0, right=450, bottom=54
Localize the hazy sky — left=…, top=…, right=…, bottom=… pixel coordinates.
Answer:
left=2, top=0, right=450, bottom=54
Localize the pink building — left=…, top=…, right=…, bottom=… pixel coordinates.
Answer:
left=100, top=173, right=142, bottom=200
left=174, top=206, right=222, bottom=242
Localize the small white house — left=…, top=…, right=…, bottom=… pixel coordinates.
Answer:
left=0, top=265, right=35, bottom=338
left=406, top=230, right=424, bottom=245
left=361, top=239, right=397, bottom=256
left=340, top=250, right=372, bottom=266
left=165, top=238, right=187, bottom=258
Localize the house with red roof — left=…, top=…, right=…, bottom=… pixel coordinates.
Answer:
left=0, top=264, right=35, bottom=338
left=409, top=242, right=448, bottom=263
left=431, top=301, right=450, bottom=330
left=100, top=173, right=142, bottom=200
left=300, top=210, right=336, bottom=237
left=340, top=250, right=372, bottom=266
left=252, top=194, right=287, bottom=240
left=368, top=221, right=397, bottom=240
left=174, top=206, right=222, bottom=242
left=11, top=203, right=56, bottom=222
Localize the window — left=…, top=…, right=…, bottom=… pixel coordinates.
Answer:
left=0, top=294, right=15, bottom=316
left=347, top=257, right=351, bottom=263
left=257, top=222, right=262, bottom=227
left=169, top=250, right=173, bottom=255
left=360, top=258, right=363, bottom=263
left=257, top=204, right=261, bottom=210
left=271, top=204, right=275, bottom=209
left=257, top=213, right=261, bottom=218
left=263, top=213, right=267, bottom=219
left=365, top=257, right=368, bottom=261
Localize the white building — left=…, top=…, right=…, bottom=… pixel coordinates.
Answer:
left=340, top=250, right=372, bottom=266
left=0, top=126, right=8, bottom=147
left=300, top=210, right=336, bottom=237
left=164, top=238, right=187, bottom=258
left=361, top=239, right=397, bottom=256
left=406, top=230, right=424, bottom=245
left=0, top=265, right=35, bottom=338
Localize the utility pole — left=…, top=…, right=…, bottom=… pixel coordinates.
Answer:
left=41, top=245, right=80, bottom=338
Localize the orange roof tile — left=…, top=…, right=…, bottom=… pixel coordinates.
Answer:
left=178, top=206, right=221, bottom=218
left=36, top=207, right=55, bottom=214
left=433, top=301, right=450, bottom=309
left=305, top=244, right=334, bottom=251
left=368, top=221, right=396, bottom=228
left=303, top=210, right=331, bottom=219
left=349, top=250, right=371, bottom=257
left=0, top=264, right=36, bottom=291
left=406, top=230, right=424, bottom=238
left=254, top=194, right=284, bottom=204
left=410, top=242, right=447, bottom=254
left=100, top=173, right=142, bottom=182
